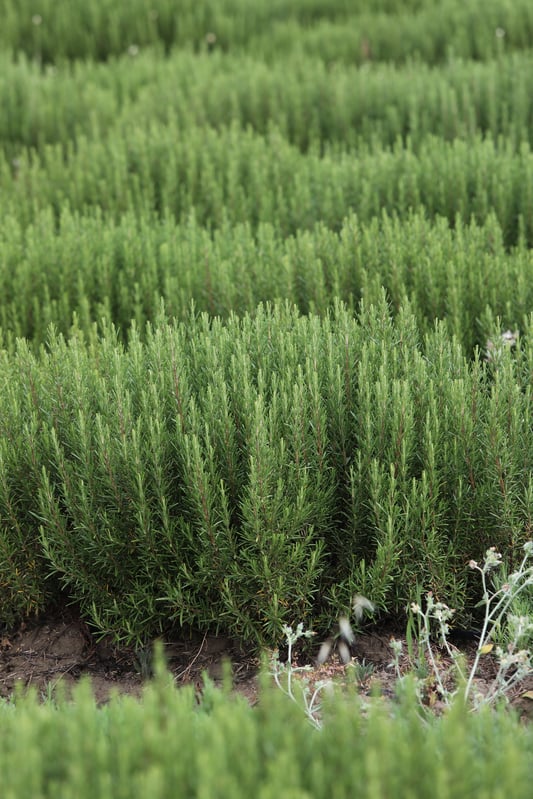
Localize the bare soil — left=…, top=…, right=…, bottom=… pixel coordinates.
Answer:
left=0, top=607, right=258, bottom=705
left=2, top=608, right=533, bottom=721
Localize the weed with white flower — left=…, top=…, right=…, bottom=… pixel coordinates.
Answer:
left=390, top=542, right=533, bottom=711
left=269, top=596, right=375, bottom=728
left=269, top=623, right=330, bottom=729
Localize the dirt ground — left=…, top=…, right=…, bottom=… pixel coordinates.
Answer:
left=1, top=608, right=533, bottom=721
left=0, top=607, right=259, bottom=705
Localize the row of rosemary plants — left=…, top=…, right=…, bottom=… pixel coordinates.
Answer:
left=1, top=299, right=531, bottom=644
left=3, top=124, right=533, bottom=246
left=0, top=209, right=529, bottom=354
left=4, top=49, right=533, bottom=156
left=0, top=669, right=532, bottom=798
left=0, top=0, right=530, bottom=65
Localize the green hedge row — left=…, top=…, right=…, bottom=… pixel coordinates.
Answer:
left=3, top=125, right=533, bottom=245
left=4, top=49, right=533, bottom=155
left=1, top=301, right=531, bottom=643
left=0, top=0, right=525, bottom=66
left=1, top=672, right=532, bottom=799
left=1, top=209, right=530, bottom=354
left=0, top=0, right=423, bottom=60
left=249, top=0, right=532, bottom=67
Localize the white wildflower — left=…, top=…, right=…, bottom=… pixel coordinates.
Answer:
left=337, top=640, right=352, bottom=665
left=352, top=594, right=375, bottom=622
left=316, top=638, right=333, bottom=666
left=339, top=615, right=355, bottom=645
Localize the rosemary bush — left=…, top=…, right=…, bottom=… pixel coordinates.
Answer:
left=1, top=301, right=532, bottom=644
left=5, top=49, right=533, bottom=156
left=1, top=0, right=533, bottom=652
left=1, top=668, right=533, bottom=798
left=0, top=209, right=531, bottom=355
left=1, top=0, right=531, bottom=65
left=3, top=122, right=533, bottom=247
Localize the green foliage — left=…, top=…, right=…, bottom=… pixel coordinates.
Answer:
left=2, top=5, right=533, bottom=361
left=0, top=673, right=532, bottom=798
left=2, top=0, right=533, bottom=647
left=1, top=209, right=532, bottom=355
left=1, top=302, right=532, bottom=643
left=3, top=122, right=533, bottom=243
left=0, top=0, right=529, bottom=65
left=394, top=544, right=533, bottom=711
left=5, top=49, right=533, bottom=156
left=3, top=117, right=533, bottom=259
